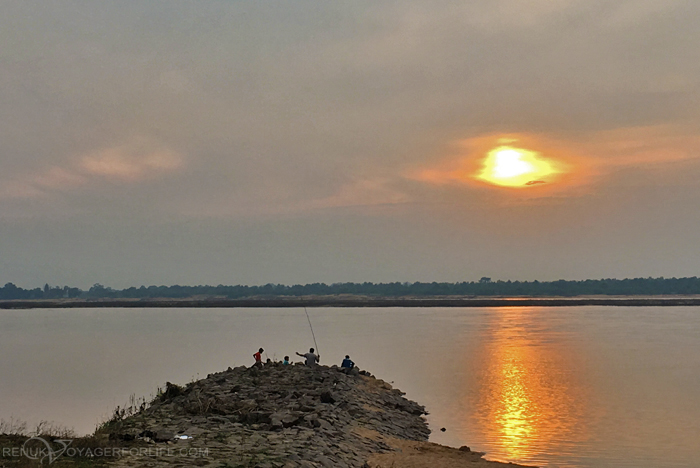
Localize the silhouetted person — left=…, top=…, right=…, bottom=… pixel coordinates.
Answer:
left=283, top=356, right=290, bottom=365
left=296, top=348, right=319, bottom=366
left=253, top=348, right=264, bottom=367
left=341, top=355, right=355, bottom=369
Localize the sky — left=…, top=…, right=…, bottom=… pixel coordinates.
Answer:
left=1, top=0, right=700, bottom=289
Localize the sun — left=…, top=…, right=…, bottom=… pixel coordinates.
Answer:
left=477, top=146, right=557, bottom=187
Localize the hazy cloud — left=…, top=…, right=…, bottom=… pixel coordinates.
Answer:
left=1, top=0, right=700, bottom=287
left=80, top=140, right=183, bottom=181
left=0, top=138, right=183, bottom=202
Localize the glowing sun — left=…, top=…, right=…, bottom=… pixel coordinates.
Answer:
left=477, top=146, right=557, bottom=187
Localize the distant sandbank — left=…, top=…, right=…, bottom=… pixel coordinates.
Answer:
left=3, top=295, right=700, bottom=309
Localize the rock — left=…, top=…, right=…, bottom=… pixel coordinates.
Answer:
left=270, top=413, right=285, bottom=430
left=240, top=411, right=271, bottom=425
left=153, top=430, right=175, bottom=442
left=270, top=412, right=303, bottom=430
left=319, top=391, right=335, bottom=404
left=282, top=413, right=302, bottom=428
left=108, top=432, right=136, bottom=441
left=94, top=363, right=474, bottom=468
left=161, top=381, right=183, bottom=400
left=317, top=419, right=333, bottom=432
left=303, top=414, right=321, bottom=428
left=459, top=445, right=471, bottom=452
left=315, top=455, right=334, bottom=467
left=207, top=416, right=229, bottom=424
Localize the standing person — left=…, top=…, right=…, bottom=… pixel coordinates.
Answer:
left=341, top=355, right=355, bottom=369
left=296, top=348, right=320, bottom=366
left=253, top=348, right=264, bottom=366
left=283, top=356, right=290, bottom=366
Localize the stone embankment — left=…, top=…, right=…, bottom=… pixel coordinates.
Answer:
left=102, top=364, right=533, bottom=468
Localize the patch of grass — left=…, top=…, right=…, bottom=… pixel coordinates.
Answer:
left=158, top=381, right=185, bottom=402
left=95, top=392, right=149, bottom=433
left=0, top=418, right=76, bottom=438
left=32, top=420, right=76, bottom=438
left=0, top=417, right=28, bottom=435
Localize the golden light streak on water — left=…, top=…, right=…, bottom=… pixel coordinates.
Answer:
left=469, top=307, right=591, bottom=466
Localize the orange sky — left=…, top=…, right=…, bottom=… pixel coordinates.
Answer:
left=407, top=127, right=700, bottom=202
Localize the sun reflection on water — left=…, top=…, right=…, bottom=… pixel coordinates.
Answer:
left=468, top=307, right=590, bottom=466
left=496, top=350, right=533, bottom=457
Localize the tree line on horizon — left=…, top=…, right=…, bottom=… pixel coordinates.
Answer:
left=2, top=276, right=700, bottom=300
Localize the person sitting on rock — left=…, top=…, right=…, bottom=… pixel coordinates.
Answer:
left=253, top=348, right=264, bottom=366
left=341, top=355, right=355, bottom=369
left=283, top=356, right=290, bottom=365
left=296, top=348, right=319, bottom=366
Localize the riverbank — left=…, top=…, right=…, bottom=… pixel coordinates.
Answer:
left=3, top=295, right=700, bottom=309
left=95, top=363, right=533, bottom=468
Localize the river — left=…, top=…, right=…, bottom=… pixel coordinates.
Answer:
left=1, top=306, right=699, bottom=467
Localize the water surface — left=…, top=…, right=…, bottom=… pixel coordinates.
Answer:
left=1, top=306, right=699, bottom=467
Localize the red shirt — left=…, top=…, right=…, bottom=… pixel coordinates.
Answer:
left=253, top=351, right=262, bottom=362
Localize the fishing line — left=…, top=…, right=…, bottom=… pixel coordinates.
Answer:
left=304, top=306, right=319, bottom=356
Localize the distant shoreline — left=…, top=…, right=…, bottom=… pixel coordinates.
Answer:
left=3, top=295, right=700, bottom=309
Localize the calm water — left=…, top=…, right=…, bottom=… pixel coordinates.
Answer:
left=1, top=306, right=699, bottom=467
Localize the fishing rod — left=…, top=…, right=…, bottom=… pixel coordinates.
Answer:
left=304, top=306, right=319, bottom=356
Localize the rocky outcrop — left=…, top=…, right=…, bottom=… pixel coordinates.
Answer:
left=102, top=364, right=532, bottom=468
